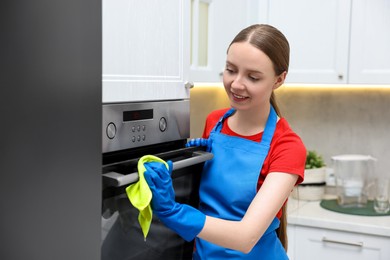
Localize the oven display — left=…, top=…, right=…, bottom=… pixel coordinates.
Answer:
left=123, top=109, right=153, bottom=122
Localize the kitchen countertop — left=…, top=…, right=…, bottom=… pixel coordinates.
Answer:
left=287, top=197, right=390, bottom=238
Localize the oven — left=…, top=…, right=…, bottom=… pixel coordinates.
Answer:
left=101, top=100, right=212, bottom=260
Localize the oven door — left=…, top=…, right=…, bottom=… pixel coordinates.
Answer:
left=101, top=146, right=212, bottom=260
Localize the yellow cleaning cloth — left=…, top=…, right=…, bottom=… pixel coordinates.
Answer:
left=125, top=155, right=168, bottom=240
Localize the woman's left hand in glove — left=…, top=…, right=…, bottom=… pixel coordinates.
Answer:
left=185, top=138, right=212, bottom=152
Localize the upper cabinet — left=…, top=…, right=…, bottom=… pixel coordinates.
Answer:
left=191, top=0, right=390, bottom=84
left=349, top=0, right=390, bottom=84
left=266, top=0, right=390, bottom=84
left=189, top=0, right=260, bottom=82
left=102, top=0, right=190, bottom=103
left=264, top=0, right=351, bottom=84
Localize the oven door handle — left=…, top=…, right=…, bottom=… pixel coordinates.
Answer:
left=102, top=150, right=213, bottom=187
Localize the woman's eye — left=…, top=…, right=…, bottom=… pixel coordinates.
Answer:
left=225, top=68, right=235, bottom=73
left=248, top=75, right=259, bottom=81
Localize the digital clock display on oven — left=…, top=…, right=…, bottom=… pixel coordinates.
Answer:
left=123, top=109, right=153, bottom=122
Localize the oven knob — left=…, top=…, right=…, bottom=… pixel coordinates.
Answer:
left=106, top=122, right=116, bottom=139
left=159, top=117, right=167, bottom=132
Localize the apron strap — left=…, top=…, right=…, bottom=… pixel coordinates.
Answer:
left=211, top=108, right=235, bottom=133
left=260, top=106, right=277, bottom=147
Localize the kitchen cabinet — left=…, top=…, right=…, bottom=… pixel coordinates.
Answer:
left=190, top=0, right=390, bottom=84
left=287, top=224, right=295, bottom=259
left=288, top=225, right=390, bottom=260
left=349, top=0, right=390, bottom=84
left=264, top=0, right=390, bottom=84
left=287, top=199, right=390, bottom=260
left=102, top=0, right=190, bottom=103
left=264, top=0, right=351, bottom=84
left=189, top=0, right=259, bottom=82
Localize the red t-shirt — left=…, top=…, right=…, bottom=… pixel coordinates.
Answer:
left=202, top=108, right=306, bottom=219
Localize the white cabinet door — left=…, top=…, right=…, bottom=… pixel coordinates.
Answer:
left=265, top=0, right=351, bottom=84
left=287, top=224, right=296, bottom=260
left=291, top=225, right=390, bottom=260
left=189, top=0, right=259, bottom=82
left=349, top=0, right=390, bottom=84
left=103, top=0, right=190, bottom=103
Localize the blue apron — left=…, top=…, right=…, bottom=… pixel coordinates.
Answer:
left=193, top=106, right=288, bottom=260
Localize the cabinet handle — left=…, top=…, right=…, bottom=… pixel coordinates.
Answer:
left=184, top=81, right=194, bottom=89
left=322, top=237, right=363, bottom=247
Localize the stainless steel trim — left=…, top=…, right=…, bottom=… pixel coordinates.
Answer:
left=103, top=150, right=213, bottom=187
left=322, top=237, right=364, bottom=247
left=102, top=100, right=190, bottom=153
left=102, top=171, right=139, bottom=188
left=172, top=151, right=212, bottom=170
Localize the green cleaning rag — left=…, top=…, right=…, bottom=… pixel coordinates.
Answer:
left=125, top=155, right=169, bottom=240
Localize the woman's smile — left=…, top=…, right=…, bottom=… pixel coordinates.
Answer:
left=232, top=92, right=249, bottom=102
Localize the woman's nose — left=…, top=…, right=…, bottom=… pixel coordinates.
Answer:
left=231, top=75, right=245, bottom=90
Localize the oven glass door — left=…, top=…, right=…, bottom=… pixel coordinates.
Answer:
left=101, top=147, right=212, bottom=260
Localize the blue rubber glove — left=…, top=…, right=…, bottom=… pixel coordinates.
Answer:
left=185, top=138, right=212, bottom=152
left=144, top=161, right=206, bottom=241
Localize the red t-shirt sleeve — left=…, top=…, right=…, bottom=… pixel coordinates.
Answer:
left=263, top=121, right=306, bottom=185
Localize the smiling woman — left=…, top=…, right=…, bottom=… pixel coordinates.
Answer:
left=144, top=24, right=306, bottom=259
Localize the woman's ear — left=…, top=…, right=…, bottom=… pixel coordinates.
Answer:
left=273, top=71, right=287, bottom=90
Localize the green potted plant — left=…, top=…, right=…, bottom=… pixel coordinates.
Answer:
left=292, top=150, right=327, bottom=201
left=305, top=150, right=326, bottom=169
left=304, top=150, right=326, bottom=183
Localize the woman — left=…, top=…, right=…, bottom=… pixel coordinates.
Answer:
left=144, top=24, right=306, bottom=259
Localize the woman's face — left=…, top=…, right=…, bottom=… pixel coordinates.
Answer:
left=223, top=42, right=285, bottom=112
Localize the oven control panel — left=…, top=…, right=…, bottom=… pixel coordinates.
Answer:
left=102, top=100, right=190, bottom=153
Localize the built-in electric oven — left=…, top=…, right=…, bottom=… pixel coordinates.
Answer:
left=101, top=100, right=212, bottom=259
